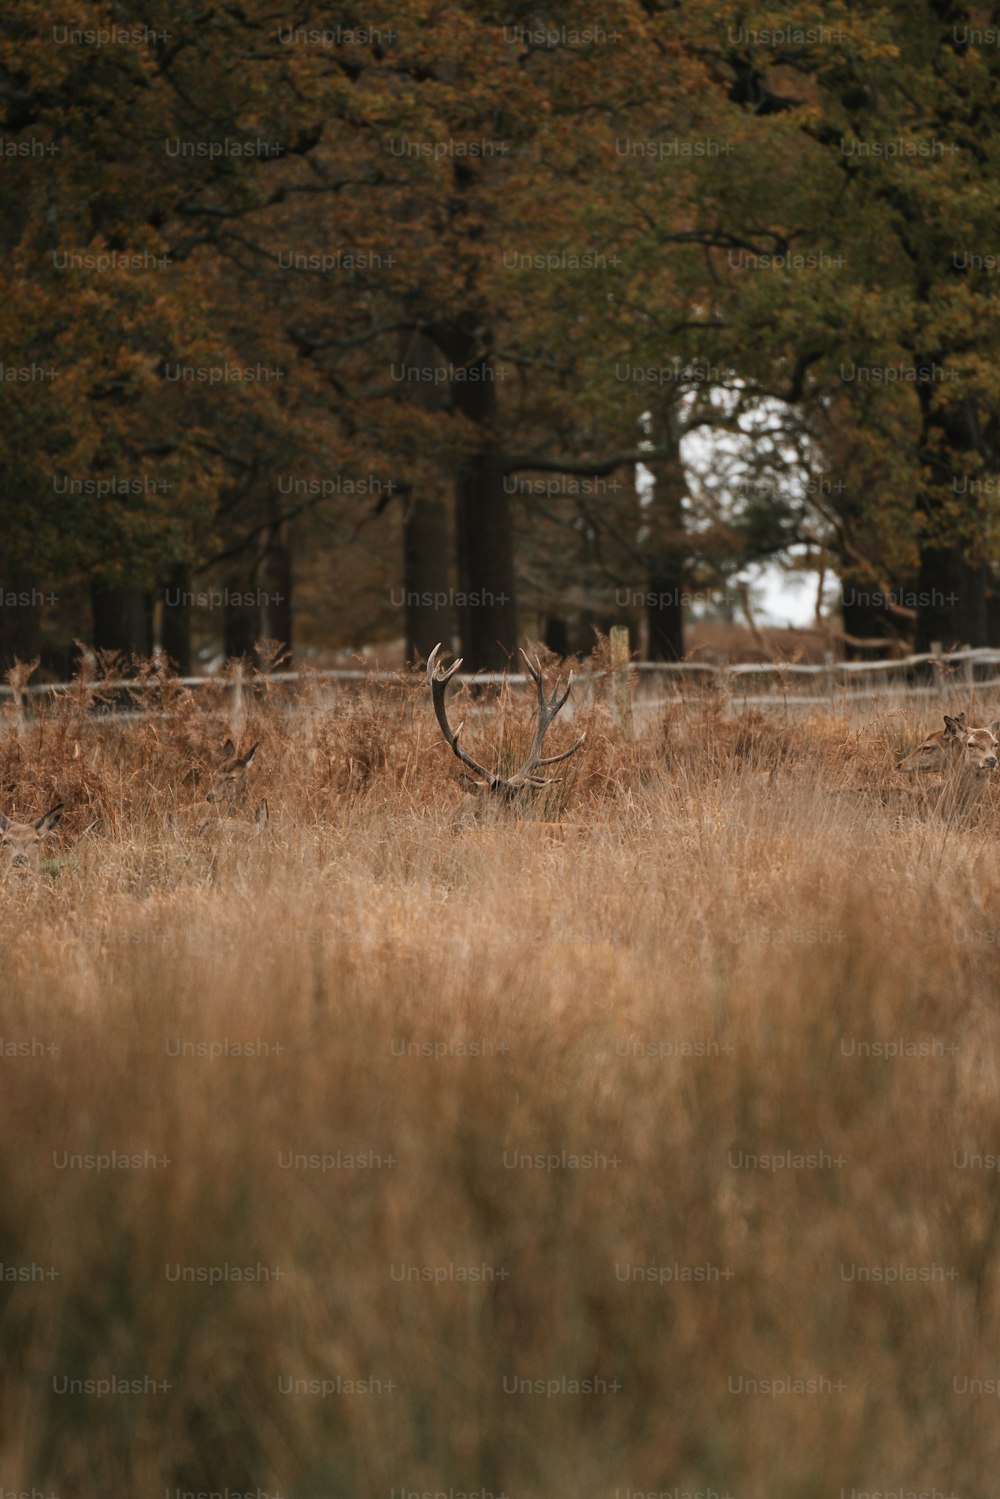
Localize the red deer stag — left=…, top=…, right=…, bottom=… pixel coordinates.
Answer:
left=426, top=644, right=585, bottom=802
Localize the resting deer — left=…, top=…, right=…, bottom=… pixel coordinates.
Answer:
left=174, top=739, right=268, bottom=836
left=0, top=802, right=64, bottom=873
left=206, top=740, right=265, bottom=813
left=899, top=712, right=999, bottom=775
left=427, top=643, right=585, bottom=804
left=898, top=711, right=999, bottom=818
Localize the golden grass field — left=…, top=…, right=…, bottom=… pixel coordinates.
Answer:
left=3, top=657, right=1000, bottom=1497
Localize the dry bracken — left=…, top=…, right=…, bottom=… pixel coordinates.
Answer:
left=3, top=667, right=1000, bottom=1495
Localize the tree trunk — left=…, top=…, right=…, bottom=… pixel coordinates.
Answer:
left=91, top=584, right=152, bottom=659
left=423, top=324, right=517, bottom=669
left=454, top=448, right=518, bottom=669
left=403, top=493, right=452, bottom=660
left=646, top=571, right=684, bottom=660
left=543, top=615, right=571, bottom=658
left=258, top=518, right=293, bottom=660
left=914, top=386, right=995, bottom=652
left=161, top=567, right=192, bottom=675
left=0, top=569, right=42, bottom=672
left=840, top=574, right=910, bottom=659
left=396, top=329, right=454, bottom=662
left=644, top=403, right=687, bottom=661
left=224, top=587, right=258, bottom=660
left=914, top=546, right=989, bottom=653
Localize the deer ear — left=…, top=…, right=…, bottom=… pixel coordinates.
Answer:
left=989, top=720, right=1000, bottom=737
left=944, top=715, right=963, bottom=737
left=0, top=811, right=10, bottom=833
left=222, top=738, right=236, bottom=759
left=240, top=743, right=259, bottom=767
left=35, top=803, right=64, bottom=836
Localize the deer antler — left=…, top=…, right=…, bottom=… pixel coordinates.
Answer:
left=426, top=644, right=497, bottom=789
left=426, top=643, right=585, bottom=799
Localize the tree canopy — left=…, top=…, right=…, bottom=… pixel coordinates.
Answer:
left=3, top=1, right=1000, bottom=668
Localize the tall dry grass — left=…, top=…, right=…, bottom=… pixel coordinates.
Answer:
left=2, top=663, right=1000, bottom=1497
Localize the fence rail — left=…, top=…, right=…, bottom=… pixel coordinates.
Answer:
left=1, top=642, right=998, bottom=697
left=3, top=643, right=1000, bottom=737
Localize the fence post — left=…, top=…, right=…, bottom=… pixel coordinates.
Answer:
left=230, top=660, right=245, bottom=740
left=12, top=683, right=26, bottom=741
left=930, top=641, right=943, bottom=702
left=5, top=659, right=34, bottom=741
left=610, top=625, right=634, bottom=740
left=823, top=650, right=835, bottom=710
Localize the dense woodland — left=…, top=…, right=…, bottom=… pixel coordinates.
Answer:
left=3, top=1, right=1000, bottom=671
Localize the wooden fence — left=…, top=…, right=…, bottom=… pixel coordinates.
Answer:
left=3, top=640, right=1000, bottom=738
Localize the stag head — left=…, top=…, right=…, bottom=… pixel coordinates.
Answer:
left=426, top=643, right=585, bottom=800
